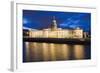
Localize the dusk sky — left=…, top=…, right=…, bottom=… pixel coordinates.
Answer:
left=23, top=10, right=91, bottom=32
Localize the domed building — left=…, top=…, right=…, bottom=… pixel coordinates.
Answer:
left=27, top=17, right=83, bottom=39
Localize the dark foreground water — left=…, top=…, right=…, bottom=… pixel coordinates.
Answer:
left=23, top=42, right=91, bottom=62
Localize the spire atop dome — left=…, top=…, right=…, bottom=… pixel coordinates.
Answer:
left=51, top=16, right=58, bottom=30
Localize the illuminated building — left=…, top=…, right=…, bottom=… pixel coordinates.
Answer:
left=24, top=17, right=84, bottom=39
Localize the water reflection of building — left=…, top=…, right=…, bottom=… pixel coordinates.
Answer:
left=24, top=42, right=86, bottom=62
left=23, top=16, right=89, bottom=39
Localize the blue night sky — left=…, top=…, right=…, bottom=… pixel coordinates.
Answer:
left=23, top=10, right=91, bottom=32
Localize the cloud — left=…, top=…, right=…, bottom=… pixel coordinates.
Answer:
left=23, top=18, right=32, bottom=24
left=59, top=17, right=80, bottom=29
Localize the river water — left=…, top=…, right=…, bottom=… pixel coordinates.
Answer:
left=23, top=42, right=91, bottom=62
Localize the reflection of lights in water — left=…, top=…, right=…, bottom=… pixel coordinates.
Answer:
left=42, top=43, right=49, bottom=61
left=61, top=44, right=70, bottom=60
left=49, top=43, right=56, bottom=61
left=25, top=42, right=30, bottom=61
left=73, top=45, right=85, bottom=59
left=31, top=42, right=38, bottom=61
left=29, top=42, right=41, bottom=61
left=56, top=44, right=62, bottom=60
left=25, top=42, right=87, bottom=62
